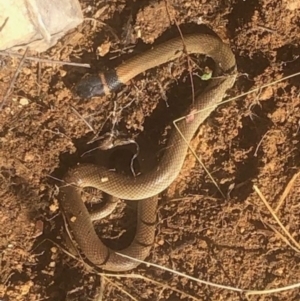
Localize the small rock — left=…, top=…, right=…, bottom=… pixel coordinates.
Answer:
left=49, top=199, right=59, bottom=212
left=97, top=41, right=111, bottom=57
left=157, top=239, right=164, bottom=245
left=60, top=69, right=67, bottom=77
left=24, top=152, right=34, bottom=162
left=19, top=98, right=29, bottom=106
left=49, top=261, right=56, bottom=268
left=51, top=247, right=58, bottom=253
left=70, top=216, right=77, bottom=222
left=22, top=67, right=31, bottom=75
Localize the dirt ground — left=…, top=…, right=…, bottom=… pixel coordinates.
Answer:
left=1, top=0, right=300, bottom=300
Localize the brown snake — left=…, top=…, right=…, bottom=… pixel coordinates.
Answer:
left=59, top=33, right=237, bottom=271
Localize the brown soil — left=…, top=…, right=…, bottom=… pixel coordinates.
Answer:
left=1, top=0, right=300, bottom=300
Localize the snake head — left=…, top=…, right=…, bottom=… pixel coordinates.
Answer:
left=75, top=74, right=105, bottom=98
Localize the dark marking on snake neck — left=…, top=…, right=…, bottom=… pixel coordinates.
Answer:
left=76, top=70, right=124, bottom=98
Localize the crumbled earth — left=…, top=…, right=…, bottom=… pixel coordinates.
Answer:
left=1, top=0, right=300, bottom=300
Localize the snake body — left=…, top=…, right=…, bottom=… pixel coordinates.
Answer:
left=59, top=33, right=237, bottom=271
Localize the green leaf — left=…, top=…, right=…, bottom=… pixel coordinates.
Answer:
left=200, top=68, right=212, bottom=81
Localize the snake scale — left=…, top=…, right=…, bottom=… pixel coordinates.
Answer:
left=58, top=33, right=237, bottom=271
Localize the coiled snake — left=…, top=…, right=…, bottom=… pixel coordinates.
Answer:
left=59, top=33, right=237, bottom=271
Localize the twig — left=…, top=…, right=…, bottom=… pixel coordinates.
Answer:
left=0, top=51, right=91, bottom=68
left=0, top=48, right=29, bottom=110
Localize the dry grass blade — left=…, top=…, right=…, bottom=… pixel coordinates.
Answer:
left=245, top=282, right=300, bottom=296
left=0, top=51, right=91, bottom=68
left=115, top=253, right=244, bottom=293
left=102, top=273, right=201, bottom=301
left=33, top=238, right=92, bottom=269
left=71, top=106, right=95, bottom=132
left=266, top=224, right=300, bottom=253
left=173, top=119, right=225, bottom=198
left=103, top=276, right=138, bottom=301
left=113, top=253, right=300, bottom=297
left=95, top=276, right=105, bottom=301
left=275, top=171, right=300, bottom=213
left=253, top=185, right=300, bottom=252
left=0, top=47, right=29, bottom=110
